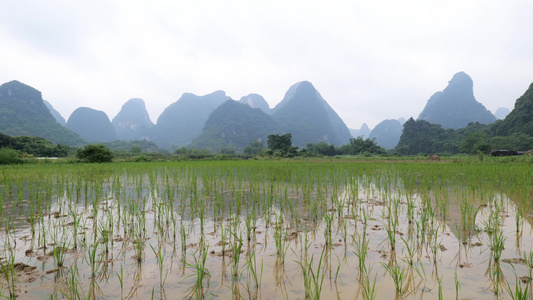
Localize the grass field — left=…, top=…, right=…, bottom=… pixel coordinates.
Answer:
left=0, top=158, right=532, bottom=299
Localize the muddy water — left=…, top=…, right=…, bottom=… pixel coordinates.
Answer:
left=1, top=176, right=532, bottom=299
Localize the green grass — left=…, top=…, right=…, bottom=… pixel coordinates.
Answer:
left=0, top=157, right=532, bottom=298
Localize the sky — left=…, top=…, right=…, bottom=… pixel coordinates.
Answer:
left=1, top=0, right=532, bottom=130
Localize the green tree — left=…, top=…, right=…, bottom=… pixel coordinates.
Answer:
left=306, top=142, right=338, bottom=156
left=267, top=134, right=292, bottom=152
left=243, top=140, right=266, bottom=155
left=219, top=147, right=236, bottom=154
left=76, top=144, right=113, bottom=163
left=130, top=146, right=142, bottom=154
left=460, top=131, right=491, bottom=154
left=338, top=137, right=386, bottom=155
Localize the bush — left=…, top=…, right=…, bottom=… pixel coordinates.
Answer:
left=76, top=144, right=113, bottom=163
left=0, top=148, right=22, bottom=164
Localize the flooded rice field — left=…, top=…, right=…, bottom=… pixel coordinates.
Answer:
left=0, top=160, right=532, bottom=299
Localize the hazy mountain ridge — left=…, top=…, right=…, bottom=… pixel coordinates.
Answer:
left=369, top=119, right=403, bottom=150
left=494, top=107, right=510, bottom=120
left=66, top=107, right=116, bottom=142
left=43, top=100, right=67, bottom=126
left=272, top=81, right=352, bottom=147
left=0, top=81, right=85, bottom=146
left=418, top=72, right=496, bottom=129
left=491, top=82, right=533, bottom=137
left=112, top=98, right=154, bottom=141
left=350, top=123, right=370, bottom=139
left=2, top=77, right=532, bottom=153
left=239, top=94, right=270, bottom=113
left=150, top=91, right=230, bottom=148
left=189, top=100, right=280, bottom=151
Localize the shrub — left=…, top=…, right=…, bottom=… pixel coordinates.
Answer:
left=76, top=144, right=113, bottom=163
left=0, top=148, right=22, bottom=165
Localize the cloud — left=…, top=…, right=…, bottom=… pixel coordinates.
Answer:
left=0, top=0, right=532, bottom=128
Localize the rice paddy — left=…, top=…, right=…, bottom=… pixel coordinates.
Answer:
left=0, top=159, right=532, bottom=299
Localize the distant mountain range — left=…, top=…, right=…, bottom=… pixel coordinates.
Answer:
left=239, top=94, right=270, bottom=113
left=112, top=98, right=154, bottom=141
left=271, top=81, right=352, bottom=147
left=150, top=91, right=230, bottom=148
left=1, top=73, right=531, bottom=154
left=491, top=82, right=533, bottom=137
left=44, top=100, right=67, bottom=126
left=0, top=81, right=84, bottom=146
left=418, top=72, right=496, bottom=129
left=397, top=80, right=533, bottom=154
left=494, top=107, right=510, bottom=120
left=369, top=119, right=403, bottom=150
left=189, top=100, right=280, bottom=151
left=66, top=107, right=116, bottom=142
left=349, top=123, right=370, bottom=139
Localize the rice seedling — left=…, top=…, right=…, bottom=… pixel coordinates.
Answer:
left=505, top=276, right=530, bottom=300
left=0, top=245, right=16, bottom=299
left=454, top=270, right=461, bottom=300
left=185, top=238, right=210, bottom=298
left=356, top=265, right=377, bottom=300
left=0, top=159, right=531, bottom=298
left=381, top=261, right=413, bottom=297
left=230, top=228, right=244, bottom=279
left=150, top=243, right=168, bottom=288
left=295, top=247, right=327, bottom=300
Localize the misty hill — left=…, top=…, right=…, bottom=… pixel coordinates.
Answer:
left=112, top=98, right=154, bottom=141
left=189, top=100, right=281, bottom=151
left=418, top=72, right=496, bottom=129
left=271, top=81, right=352, bottom=147
left=369, top=119, right=403, bottom=150
left=66, top=107, right=116, bottom=142
left=494, top=107, right=511, bottom=120
left=0, top=80, right=84, bottom=146
left=349, top=123, right=371, bottom=139
left=491, top=82, right=533, bottom=137
left=150, top=91, right=230, bottom=148
left=43, top=100, right=66, bottom=126
left=239, top=94, right=270, bottom=113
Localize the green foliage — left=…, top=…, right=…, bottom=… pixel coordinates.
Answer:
left=174, top=147, right=211, bottom=155
left=76, top=144, right=114, bottom=163
left=267, top=134, right=293, bottom=152
left=491, top=82, right=533, bottom=137
left=306, top=141, right=337, bottom=156
left=0, top=132, right=69, bottom=157
left=305, top=138, right=386, bottom=156
left=460, top=131, right=491, bottom=154
left=0, top=148, right=22, bottom=164
left=103, top=140, right=159, bottom=152
left=338, top=137, right=386, bottom=155
left=396, top=118, right=455, bottom=155
left=243, top=140, right=267, bottom=155
left=490, top=133, right=533, bottom=151
left=130, top=146, right=142, bottom=154
left=219, top=147, right=236, bottom=154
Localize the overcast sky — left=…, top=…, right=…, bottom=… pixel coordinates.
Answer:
left=1, top=0, right=532, bottom=129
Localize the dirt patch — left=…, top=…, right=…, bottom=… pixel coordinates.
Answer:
left=12, top=263, right=40, bottom=283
